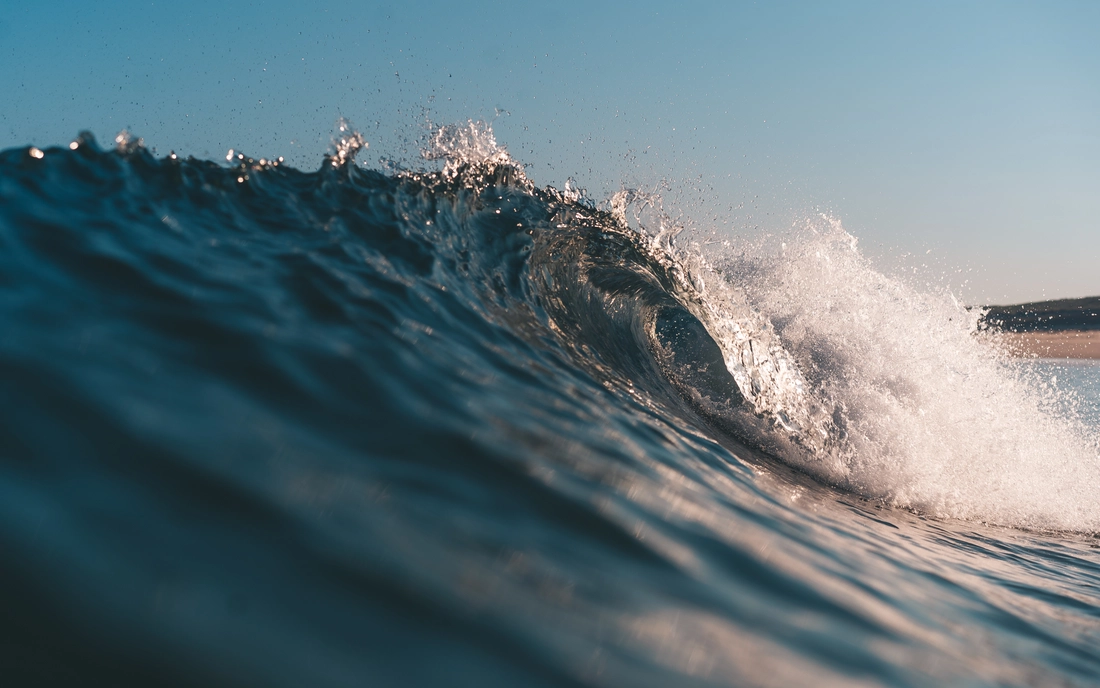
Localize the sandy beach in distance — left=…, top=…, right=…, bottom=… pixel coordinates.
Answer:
left=997, top=330, right=1100, bottom=359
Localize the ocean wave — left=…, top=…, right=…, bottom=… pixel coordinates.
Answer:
left=4, top=123, right=1099, bottom=533
left=2, top=122, right=1099, bottom=686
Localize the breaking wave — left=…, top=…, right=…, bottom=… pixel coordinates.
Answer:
left=2, top=121, right=1098, bottom=687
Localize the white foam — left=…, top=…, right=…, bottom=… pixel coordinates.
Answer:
left=329, top=118, right=368, bottom=167
left=421, top=120, right=517, bottom=179
left=699, top=216, right=1100, bottom=532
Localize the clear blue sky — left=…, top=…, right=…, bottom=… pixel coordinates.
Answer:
left=3, top=1, right=1097, bottom=303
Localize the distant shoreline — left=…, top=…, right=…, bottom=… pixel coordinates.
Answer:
left=978, top=296, right=1100, bottom=359
left=996, top=330, right=1100, bottom=360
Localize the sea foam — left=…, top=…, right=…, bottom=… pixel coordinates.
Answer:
left=703, top=218, right=1100, bottom=531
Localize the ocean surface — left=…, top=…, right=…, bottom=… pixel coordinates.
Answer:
left=2, top=125, right=1098, bottom=687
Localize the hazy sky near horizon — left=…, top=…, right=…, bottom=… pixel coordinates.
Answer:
left=2, top=0, right=1097, bottom=303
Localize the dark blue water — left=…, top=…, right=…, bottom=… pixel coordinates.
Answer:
left=1, top=133, right=1098, bottom=687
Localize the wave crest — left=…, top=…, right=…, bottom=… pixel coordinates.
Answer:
left=4, top=122, right=1098, bottom=533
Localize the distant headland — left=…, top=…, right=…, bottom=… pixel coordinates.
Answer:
left=980, top=296, right=1100, bottom=359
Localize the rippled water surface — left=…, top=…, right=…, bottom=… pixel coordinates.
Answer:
left=1, top=131, right=1098, bottom=687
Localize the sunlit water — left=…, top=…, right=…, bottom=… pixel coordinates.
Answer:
left=0, top=126, right=1097, bottom=687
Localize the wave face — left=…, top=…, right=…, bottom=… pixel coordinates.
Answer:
left=1, top=127, right=1099, bottom=687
